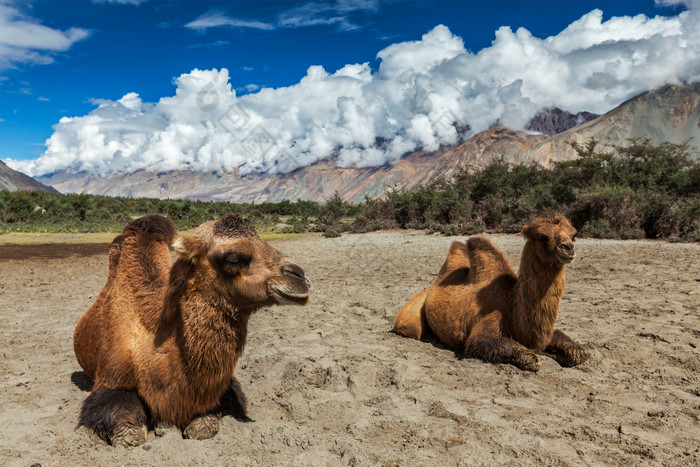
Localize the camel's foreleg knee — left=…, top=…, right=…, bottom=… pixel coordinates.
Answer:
left=465, top=336, right=541, bottom=372
left=464, top=314, right=540, bottom=372
left=78, top=387, right=148, bottom=446
left=545, top=329, right=588, bottom=367
left=218, top=376, right=253, bottom=422
left=393, top=290, right=429, bottom=340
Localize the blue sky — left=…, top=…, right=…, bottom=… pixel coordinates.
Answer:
left=0, top=0, right=694, bottom=175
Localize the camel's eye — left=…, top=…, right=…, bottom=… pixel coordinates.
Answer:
left=536, top=233, right=550, bottom=242
left=215, top=252, right=252, bottom=274
left=225, top=253, right=251, bottom=267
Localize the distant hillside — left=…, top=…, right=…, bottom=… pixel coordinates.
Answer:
left=525, top=83, right=700, bottom=162
left=37, top=83, right=700, bottom=203
left=0, top=160, right=58, bottom=193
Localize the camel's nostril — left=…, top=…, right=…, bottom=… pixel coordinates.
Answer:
left=560, top=243, right=575, bottom=256
left=282, top=264, right=305, bottom=281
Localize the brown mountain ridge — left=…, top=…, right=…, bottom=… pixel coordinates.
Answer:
left=0, top=160, right=58, bottom=194
left=35, top=83, right=700, bottom=203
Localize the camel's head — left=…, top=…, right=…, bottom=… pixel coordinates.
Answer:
left=172, top=215, right=310, bottom=310
left=522, top=211, right=577, bottom=266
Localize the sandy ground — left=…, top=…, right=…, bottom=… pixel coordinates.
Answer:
left=1, top=230, right=699, bottom=466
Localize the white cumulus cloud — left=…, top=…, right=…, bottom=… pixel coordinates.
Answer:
left=7, top=6, right=700, bottom=177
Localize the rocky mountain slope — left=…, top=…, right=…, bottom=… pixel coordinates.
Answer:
left=526, top=108, right=598, bottom=136
left=0, top=160, right=58, bottom=193
left=525, top=83, right=700, bottom=163
left=36, top=83, right=700, bottom=203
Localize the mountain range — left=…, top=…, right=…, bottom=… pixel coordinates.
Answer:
left=6, top=83, right=700, bottom=203
left=0, top=160, right=57, bottom=193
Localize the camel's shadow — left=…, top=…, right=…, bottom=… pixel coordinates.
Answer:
left=432, top=338, right=468, bottom=361
left=391, top=327, right=458, bottom=355
left=71, top=371, right=93, bottom=392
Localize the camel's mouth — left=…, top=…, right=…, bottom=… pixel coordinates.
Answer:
left=557, top=251, right=575, bottom=264
left=269, top=284, right=309, bottom=306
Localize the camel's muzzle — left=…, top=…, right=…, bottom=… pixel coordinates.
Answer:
left=557, top=242, right=575, bottom=264
left=268, top=264, right=310, bottom=305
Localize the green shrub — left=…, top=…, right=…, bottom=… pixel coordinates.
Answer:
left=322, top=227, right=342, bottom=238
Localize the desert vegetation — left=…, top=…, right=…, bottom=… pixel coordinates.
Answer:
left=1, top=140, right=698, bottom=240
left=0, top=191, right=325, bottom=233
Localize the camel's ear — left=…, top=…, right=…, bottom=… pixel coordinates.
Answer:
left=521, top=224, right=531, bottom=238
left=172, top=236, right=206, bottom=261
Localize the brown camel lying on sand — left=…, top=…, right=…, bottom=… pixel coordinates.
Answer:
left=393, top=211, right=587, bottom=372
left=73, top=214, right=310, bottom=446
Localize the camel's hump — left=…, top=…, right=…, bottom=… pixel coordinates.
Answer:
left=465, top=236, right=515, bottom=283
left=122, top=215, right=177, bottom=243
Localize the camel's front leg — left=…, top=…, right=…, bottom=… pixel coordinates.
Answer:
left=78, top=387, right=148, bottom=446
left=545, top=329, right=588, bottom=367
left=183, top=376, right=252, bottom=440
left=464, top=315, right=541, bottom=372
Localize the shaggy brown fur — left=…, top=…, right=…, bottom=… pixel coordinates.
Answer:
left=393, top=211, right=587, bottom=372
left=74, top=214, right=310, bottom=446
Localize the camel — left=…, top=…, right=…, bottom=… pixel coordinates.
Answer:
left=393, top=210, right=587, bottom=372
left=73, top=214, right=310, bottom=446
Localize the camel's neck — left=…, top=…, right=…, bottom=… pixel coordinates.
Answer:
left=161, top=262, right=250, bottom=382
left=184, top=288, right=250, bottom=376
left=510, top=241, right=566, bottom=350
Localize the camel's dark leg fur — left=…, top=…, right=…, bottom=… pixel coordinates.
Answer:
left=464, top=315, right=541, bottom=372
left=545, top=329, right=588, bottom=367
left=78, top=387, right=148, bottom=446
left=219, top=376, right=253, bottom=422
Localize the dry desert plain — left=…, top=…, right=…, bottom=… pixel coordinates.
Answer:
left=0, top=230, right=699, bottom=466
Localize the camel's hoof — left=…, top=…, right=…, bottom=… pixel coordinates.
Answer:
left=110, top=424, right=147, bottom=447
left=515, top=352, right=541, bottom=372
left=183, top=414, right=219, bottom=440
left=561, top=346, right=588, bottom=367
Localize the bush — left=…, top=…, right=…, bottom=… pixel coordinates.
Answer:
left=280, top=216, right=308, bottom=234
left=322, top=227, right=342, bottom=238
left=570, top=185, right=645, bottom=239
left=650, top=195, right=700, bottom=239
